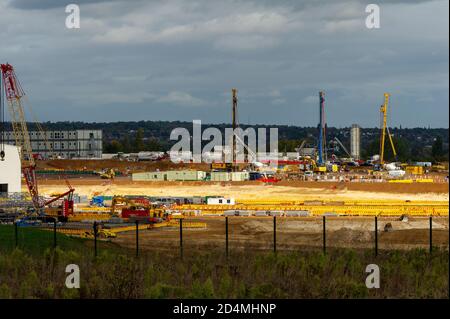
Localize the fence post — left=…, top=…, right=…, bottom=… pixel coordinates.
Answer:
left=322, top=216, right=326, bottom=254
left=429, top=216, right=432, bottom=254
left=93, top=221, right=98, bottom=258
left=14, top=221, right=18, bottom=248
left=179, top=218, right=183, bottom=260
left=225, top=216, right=229, bottom=259
left=375, top=216, right=378, bottom=257
left=53, top=219, right=57, bottom=249
left=135, top=220, right=139, bottom=257
left=273, top=216, right=277, bottom=254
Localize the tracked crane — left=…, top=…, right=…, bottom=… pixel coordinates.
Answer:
left=0, top=63, right=40, bottom=210
left=379, top=93, right=397, bottom=164
left=0, top=63, right=74, bottom=218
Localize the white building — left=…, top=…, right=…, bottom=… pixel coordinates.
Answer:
left=4, top=129, right=102, bottom=159
left=207, top=197, right=235, bottom=205
left=0, top=145, right=21, bottom=193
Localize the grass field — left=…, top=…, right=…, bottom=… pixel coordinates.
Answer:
left=0, top=225, right=448, bottom=298
left=0, top=225, right=124, bottom=256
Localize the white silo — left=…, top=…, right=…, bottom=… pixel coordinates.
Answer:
left=350, top=124, right=361, bottom=160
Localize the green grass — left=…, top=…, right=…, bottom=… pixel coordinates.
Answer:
left=0, top=225, right=122, bottom=256
left=0, top=225, right=448, bottom=298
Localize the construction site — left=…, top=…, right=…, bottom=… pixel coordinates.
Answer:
left=0, top=63, right=448, bottom=252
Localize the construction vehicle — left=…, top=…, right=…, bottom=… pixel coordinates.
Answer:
left=79, top=227, right=117, bottom=239
left=0, top=63, right=74, bottom=221
left=111, top=196, right=168, bottom=222
left=98, top=168, right=115, bottom=179
left=379, top=93, right=397, bottom=165
left=210, top=163, right=233, bottom=172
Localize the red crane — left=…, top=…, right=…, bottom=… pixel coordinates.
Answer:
left=0, top=63, right=74, bottom=218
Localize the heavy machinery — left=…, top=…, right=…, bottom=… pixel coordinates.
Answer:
left=0, top=63, right=74, bottom=221
left=110, top=196, right=168, bottom=222
left=210, top=163, right=233, bottom=172
left=317, top=91, right=327, bottom=165
left=97, top=168, right=115, bottom=179
left=379, top=93, right=397, bottom=165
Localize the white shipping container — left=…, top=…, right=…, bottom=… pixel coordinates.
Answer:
left=207, top=197, right=235, bottom=205
left=211, top=172, right=231, bottom=181
left=231, top=172, right=250, bottom=181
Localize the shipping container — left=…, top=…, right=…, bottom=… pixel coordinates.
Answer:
left=132, top=170, right=206, bottom=181
left=285, top=210, right=310, bottom=217
left=210, top=171, right=231, bottom=181
left=207, top=197, right=235, bottom=205
left=231, top=171, right=250, bottom=181
left=405, top=166, right=424, bottom=175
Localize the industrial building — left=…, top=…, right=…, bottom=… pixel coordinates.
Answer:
left=132, top=170, right=207, bottom=181
left=132, top=170, right=251, bottom=182
left=4, top=129, right=102, bottom=159
left=0, top=145, right=21, bottom=194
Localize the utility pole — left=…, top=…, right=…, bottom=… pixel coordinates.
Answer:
left=232, top=88, right=238, bottom=169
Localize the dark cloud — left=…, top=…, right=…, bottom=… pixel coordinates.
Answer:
left=7, top=0, right=125, bottom=10
left=0, top=0, right=448, bottom=127
left=8, top=0, right=438, bottom=10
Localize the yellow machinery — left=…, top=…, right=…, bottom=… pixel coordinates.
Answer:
left=379, top=93, right=397, bottom=164
left=110, top=196, right=167, bottom=220
left=99, top=169, right=115, bottom=179
left=405, top=165, right=424, bottom=175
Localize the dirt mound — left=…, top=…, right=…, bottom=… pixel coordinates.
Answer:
left=329, top=228, right=373, bottom=244
left=37, top=159, right=210, bottom=174
left=240, top=220, right=273, bottom=233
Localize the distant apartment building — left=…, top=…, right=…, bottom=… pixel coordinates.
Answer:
left=4, top=129, right=102, bottom=159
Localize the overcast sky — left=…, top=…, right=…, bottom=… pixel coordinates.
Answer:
left=0, top=0, right=448, bottom=127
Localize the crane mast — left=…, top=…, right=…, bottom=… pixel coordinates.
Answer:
left=0, top=63, right=40, bottom=209
left=1, top=63, right=75, bottom=219
left=379, top=93, right=397, bottom=165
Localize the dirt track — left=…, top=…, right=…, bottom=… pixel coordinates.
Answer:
left=36, top=178, right=449, bottom=201
left=112, top=216, right=449, bottom=251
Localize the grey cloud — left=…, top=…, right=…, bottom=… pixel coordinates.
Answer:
left=7, top=0, right=126, bottom=9
left=0, top=0, right=448, bottom=127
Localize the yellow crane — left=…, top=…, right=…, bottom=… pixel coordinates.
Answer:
left=379, top=93, right=397, bottom=164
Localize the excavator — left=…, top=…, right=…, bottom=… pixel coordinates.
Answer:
left=0, top=63, right=75, bottom=223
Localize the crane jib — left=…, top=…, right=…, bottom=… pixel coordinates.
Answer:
left=0, top=66, right=22, bottom=100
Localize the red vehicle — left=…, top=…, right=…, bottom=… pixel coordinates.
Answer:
left=121, top=208, right=150, bottom=219
left=258, top=172, right=280, bottom=183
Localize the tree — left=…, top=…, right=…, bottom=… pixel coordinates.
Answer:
left=364, top=136, right=410, bottom=162
left=146, top=138, right=162, bottom=151
left=432, top=136, right=444, bottom=161
left=121, top=135, right=132, bottom=153
left=104, top=140, right=123, bottom=153
left=133, top=128, right=145, bottom=152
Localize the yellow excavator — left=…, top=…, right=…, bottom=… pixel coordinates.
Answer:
left=99, top=168, right=115, bottom=179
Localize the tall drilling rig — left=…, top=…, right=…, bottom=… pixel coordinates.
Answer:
left=318, top=91, right=327, bottom=165
left=379, top=93, right=397, bottom=164
left=231, top=88, right=238, bottom=167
